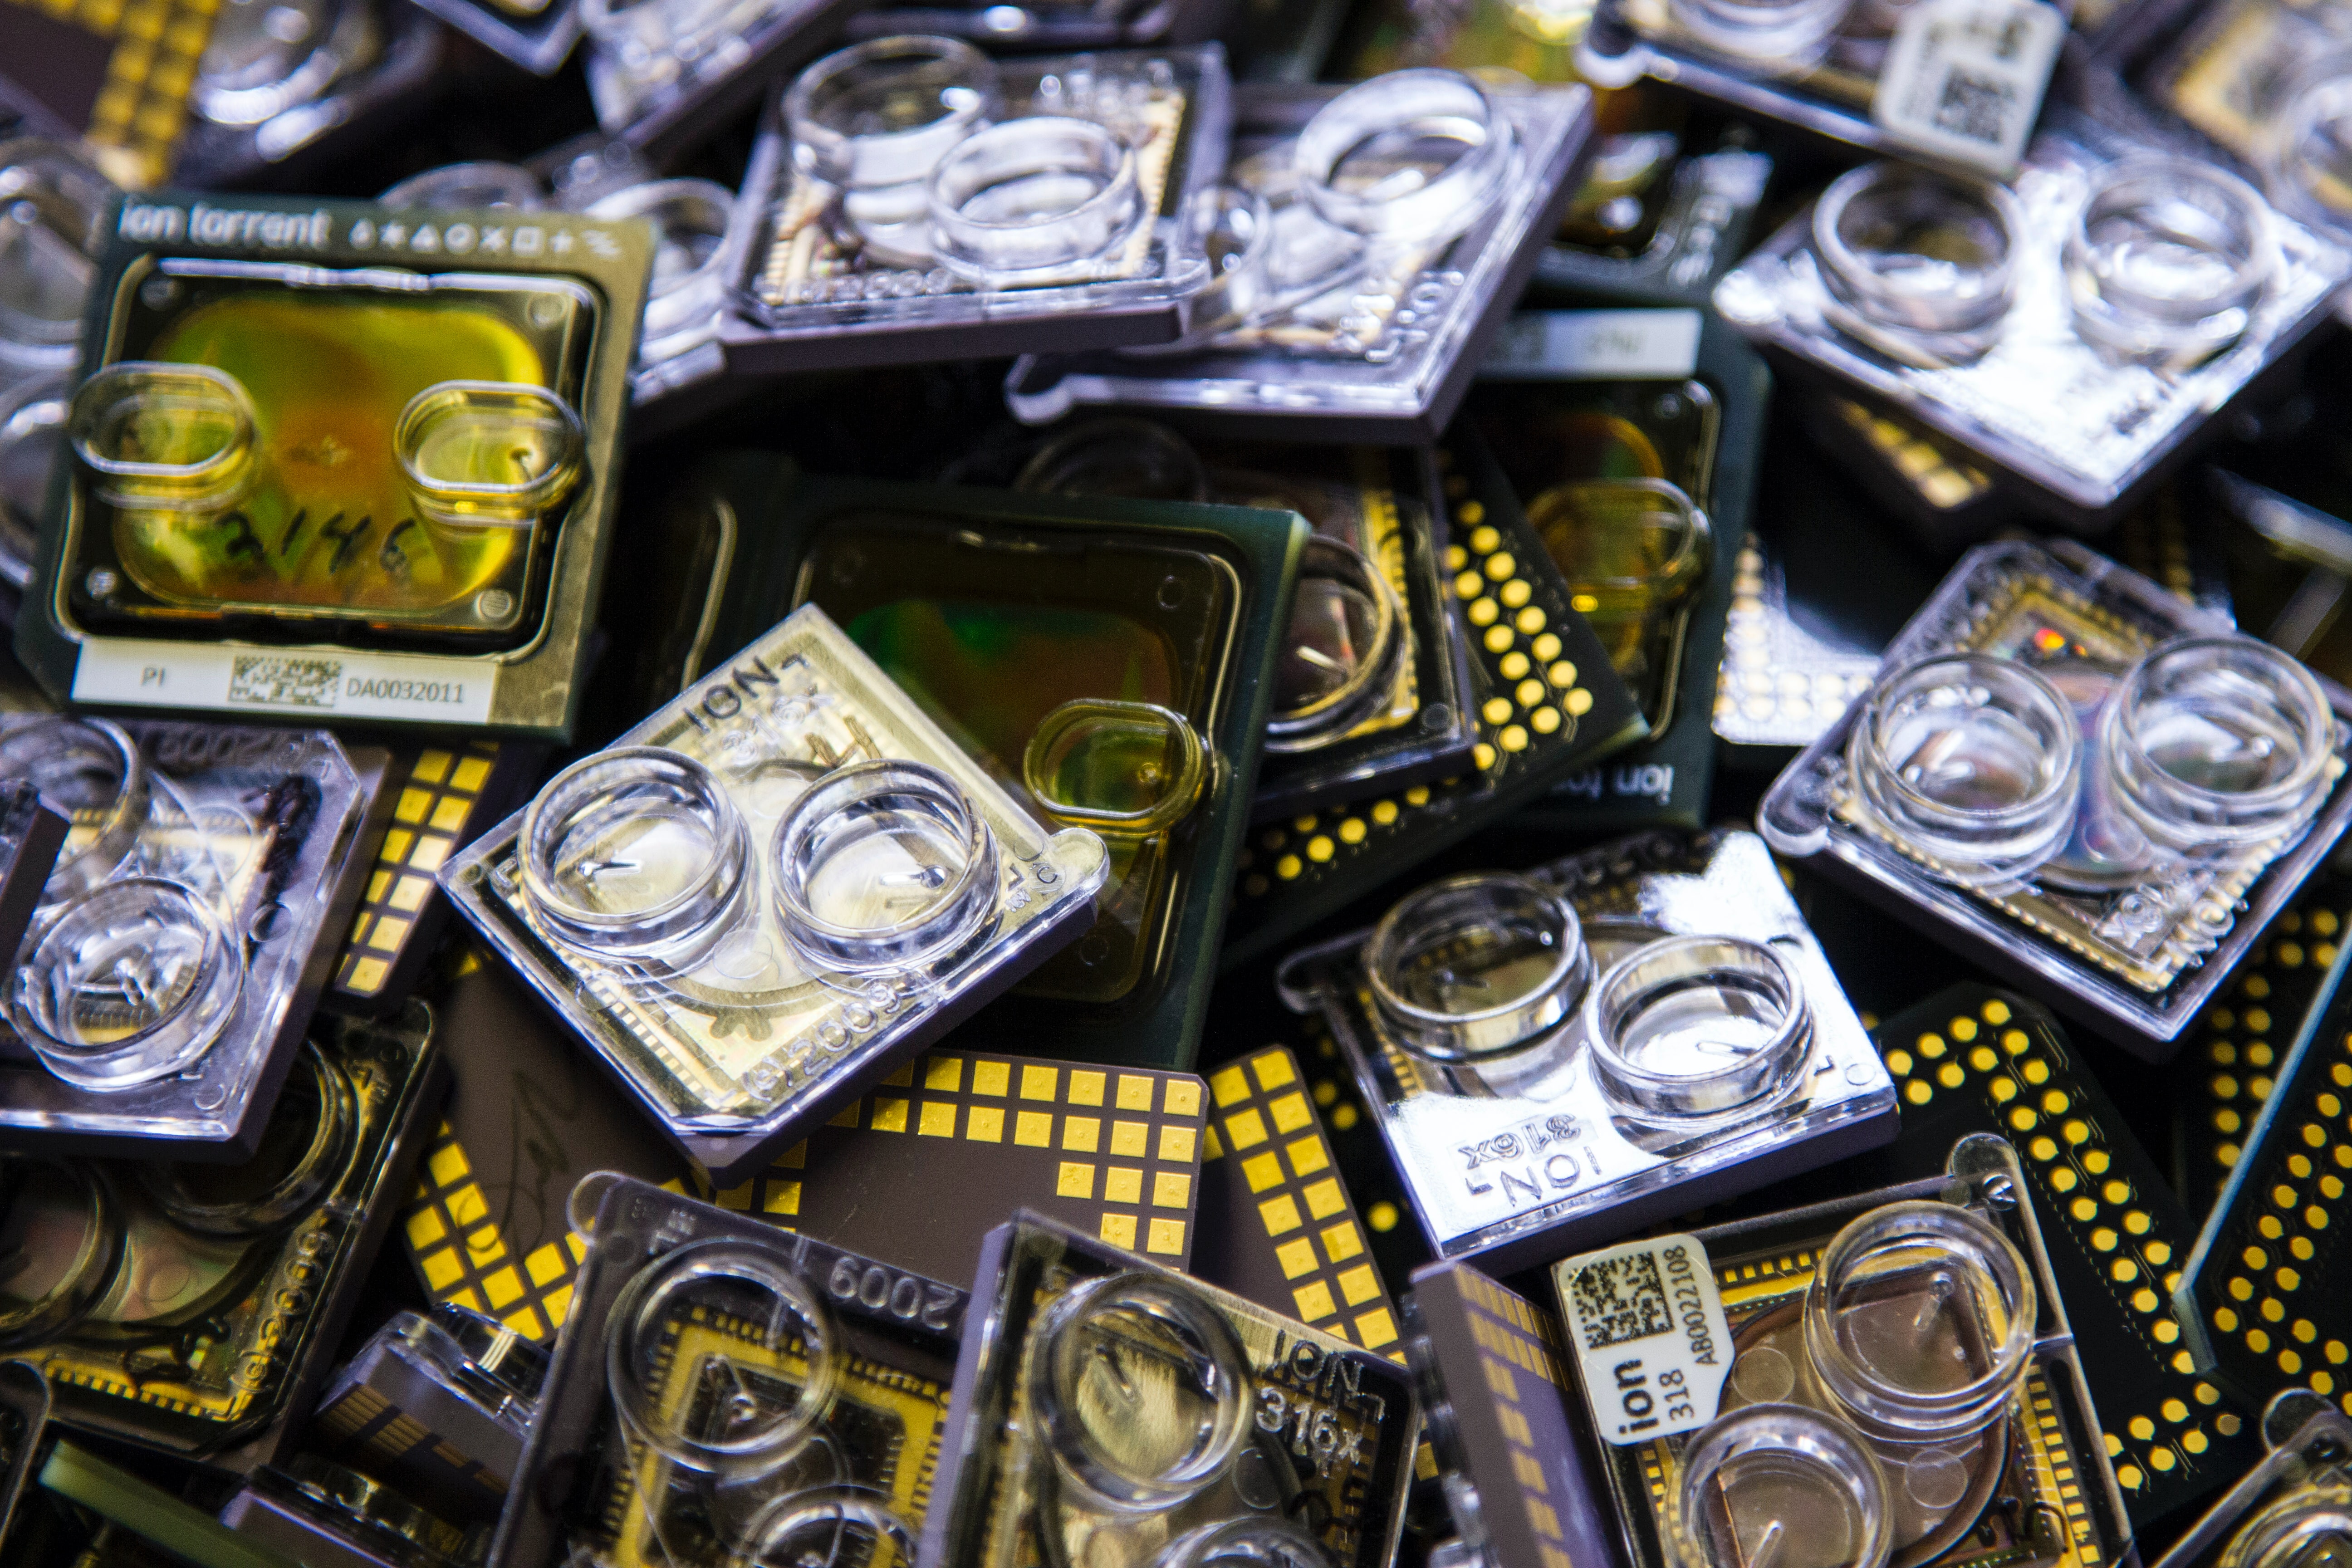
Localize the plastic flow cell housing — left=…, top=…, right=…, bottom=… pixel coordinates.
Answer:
left=1550, top=1135, right=2130, bottom=1568
left=715, top=42, right=1235, bottom=374
left=489, top=1172, right=966, bottom=1568
left=439, top=603, right=1111, bottom=1183
left=1711, top=114, right=2352, bottom=529
left=1758, top=538, right=2352, bottom=1055
left=1006, top=72, right=1598, bottom=443
left=922, top=1209, right=1420, bottom=1568
left=0, top=715, right=386, bottom=1162
left=1278, top=829, right=1897, bottom=1275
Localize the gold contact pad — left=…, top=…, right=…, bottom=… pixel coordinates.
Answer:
left=1200, top=1046, right=1400, bottom=1356
left=1235, top=461, right=1607, bottom=906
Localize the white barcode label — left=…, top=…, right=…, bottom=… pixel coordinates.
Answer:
left=1560, top=1234, right=1733, bottom=1445
left=1872, top=0, right=2064, bottom=176
left=72, top=638, right=497, bottom=724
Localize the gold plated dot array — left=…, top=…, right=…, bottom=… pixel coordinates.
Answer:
left=1232, top=446, right=1602, bottom=912
left=1877, top=990, right=2256, bottom=1502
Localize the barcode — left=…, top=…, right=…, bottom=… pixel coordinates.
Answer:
left=229, top=654, right=342, bottom=709
left=1568, top=1252, right=1673, bottom=1351
left=1931, top=65, right=2016, bottom=146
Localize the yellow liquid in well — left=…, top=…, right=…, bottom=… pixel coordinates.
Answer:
left=113, top=296, right=551, bottom=614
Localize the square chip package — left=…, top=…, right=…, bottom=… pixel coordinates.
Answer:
left=1471, top=307, right=1768, bottom=833
left=1712, top=112, right=2352, bottom=528
left=1006, top=73, right=1597, bottom=443
left=1549, top=1135, right=2129, bottom=1568
left=687, top=462, right=1305, bottom=1070
left=2176, top=936, right=2352, bottom=1415
left=0, top=715, right=386, bottom=1161
left=15, top=194, right=653, bottom=743
left=441, top=604, right=1110, bottom=1183
left=1278, top=829, right=1895, bottom=1273
left=1403, top=1261, right=1622, bottom=1568
left=490, top=1173, right=966, bottom=1568
left=925, top=1210, right=1420, bottom=1568
left=310, top=1302, right=550, bottom=1524
left=1000, top=424, right=1479, bottom=820
left=714, top=42, right=1234, bottom=374
left=1759, top=538, right=2352, bottom=1054
left=0, top=1005, right=447, bottom=1470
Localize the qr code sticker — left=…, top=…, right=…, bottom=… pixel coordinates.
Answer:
left=1569, top=1251, right=1673, bottom=1351
left=1931, top=65, right=2016, bottom=146
left=229, top=654, right=342, bottom=709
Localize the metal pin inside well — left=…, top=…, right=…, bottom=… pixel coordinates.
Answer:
left=1029, top=1272, right=1253, bottom=1511
left=1584, top=935, right=1813, bottom=1126
left=1671, top=1405, right=1894, bottom=1568
left=606, top=1238, right=843, bottom=1479
left=739, top=1486, right=920, bottom=1568
left=1801, top=1201, right=2035, bottom=1449
left=68, top=360, right=257, bottom=514
left=519, top=746, right=754, bottom=968
left=395, top=379, right=585, bottom=528
left=8, top=875, right=245, bottom=1090
left=769, top=759, right=999, bottom=975
left=1266, top=536, right=1405, bottom=755
left=1366, top=872, right=1592, bottom=1066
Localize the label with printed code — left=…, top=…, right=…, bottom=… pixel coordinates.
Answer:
left=1872, top=0, right=2064, bottom=176
left=1561, top=1233, right=1734, bottom=1445
left=1482, top=309, right=1704, bottom=380
left=73, top=638, right=497, bottom=725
